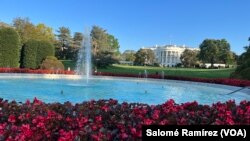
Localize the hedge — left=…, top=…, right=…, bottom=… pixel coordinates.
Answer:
left=36, top=41, right=55, bottom=68
left=21, top=40, right=55, bottom=69
left=40, top=56, right=64, bottom=70
left=0, top=27, right=20, bottom=67
left=21, top=40, right=38, bottom=69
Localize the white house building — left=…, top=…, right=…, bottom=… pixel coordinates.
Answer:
left=145, top=45, right=199, bottom=67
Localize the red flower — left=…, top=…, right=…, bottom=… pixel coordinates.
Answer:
left=101, top=105, right=109, bottom=112
left=95, top=116, right=102, bottom=122
left=37, top=122, right=45, bottom=128
left=91, top=134, right=101, bottom=141
left=130, top=127, right=137, bottom=135
left=143, top=118, right=153, bottom=125
left=33, top=97, right=42, bottom=105
left=58, top=129, right=74, bottom=141
left=8, top=115, right=16, bottom=123
left=159, top=119, right=169, bottom=125
left=91, top=125, right=98, bottom=131
left=121, top=133, right=128, bottom=139
left=21, top=124, right=33, bottom=138
left=26, top=113, right=31, bottom=119
left=152, top=109, right=160, bottom=120
left=25, top=99, right=30, bottom=105
left=178, top=117, right=187, bottom=125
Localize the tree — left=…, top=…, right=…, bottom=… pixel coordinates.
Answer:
left=199, top=39, right=219, bottom=68
left=134, top=49, right=155, bottom=66
left=13, top=17, right=34, bottom=44
left=199, top=39, right=233, bottom=67
left=55, top=26, right=72, bottom=59
left=93, top=51, right=119, bottom=68
left=91, top=25, right=121, bottom=67
left=232, top=37, right=250, bottom=80
left=121, top=50, right=136, bottom=62
left=56, top=27, right=72, bottom=49
left=67, top=32, right=83, bottom=61
left=217, top=39, right=234, bottom=64
left=91, top=26, right=109, bottom=55
left=107, top=34, right=120, bottom=54
left=72, top=32, right=83, bottom=48
left=34, top=23, right=55, bottom=43
left=180, top=49, right=199, bottom=67
left=13, top=17, right=55, bottom=44
left=21, top=40, right=55, bottom=69
left=0, top=21, right=11, bottom=28
left=0, top=27, right=20, bottom=67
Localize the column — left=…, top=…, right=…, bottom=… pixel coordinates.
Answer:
left=164, top=50, right=168, bottom=65
left=161, top=51, right=163, bottom=64
left=176, top=52, right=179, bottom=63
left=169, top=51, right=172, bottom=67
left=174, top=51, right=177, bottom=65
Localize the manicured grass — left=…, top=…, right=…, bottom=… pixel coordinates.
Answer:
left=61, top=60, right=235, bottom=78
left=98, top=64, right=235, bottom=78
left=61, top=60, right=76, bottom=70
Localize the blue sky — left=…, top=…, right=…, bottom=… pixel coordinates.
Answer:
left=0, top=0, right=249, bottom=54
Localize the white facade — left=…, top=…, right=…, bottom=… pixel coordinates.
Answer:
left=146, top=45, right=199, bottom=67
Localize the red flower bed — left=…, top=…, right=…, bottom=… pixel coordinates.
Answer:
left=94, top=72, right=250, bottom=87
left=0, top=98, right=249, bottom=140
left=0, top=68, right=74, bottom=75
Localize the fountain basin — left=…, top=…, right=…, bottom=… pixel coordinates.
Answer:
left=0, top=73, right=249, bottom=105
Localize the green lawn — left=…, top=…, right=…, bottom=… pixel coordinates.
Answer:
left=98, top=64, right=235, bottom=78
left=61, top=60, right=235, bottom=78
left=61, top=60, right=76, bottom=70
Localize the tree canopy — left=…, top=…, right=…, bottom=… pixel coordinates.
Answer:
left=122, top=50, right=136, bottom=62
left=91, top=25, right=120, bottom=67
left=13, top=17, right=55, bottom=44
left=0, top=21, right=11, bottom=28
left=199, top=39, right=234, bottom=67
left=55, top=26, right=73, bottom=60
left=72, top=32, right=83, bottom=48
left=232, top=37, right=250, bottom=80
left=180, top=49, right=199, bottom=67
left=134, top=49, right=155, bottom=66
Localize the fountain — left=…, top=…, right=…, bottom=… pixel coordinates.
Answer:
left=144, top=70, right=148, bottom=78
left=76, top=30, right=92, bottom=83
left=161, top=71, right=165, bottom=79
left=138, top=72, right=142, bottom=78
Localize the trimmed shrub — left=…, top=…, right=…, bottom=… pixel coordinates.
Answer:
left=0, top=27, right=20, bottom=67
left=36, top=41, right=54, bottom=68
left=21, top=40, right=38, bottom=69
left=40, top=56, right=64, bottom=70
left=21, top=40, right=55, bottom=69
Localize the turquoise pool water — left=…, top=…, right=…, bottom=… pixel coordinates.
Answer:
left=0, top=74, right=249, bottom=105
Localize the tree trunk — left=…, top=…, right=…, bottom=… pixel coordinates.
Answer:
left=211, top=57, right=214, bottom=68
